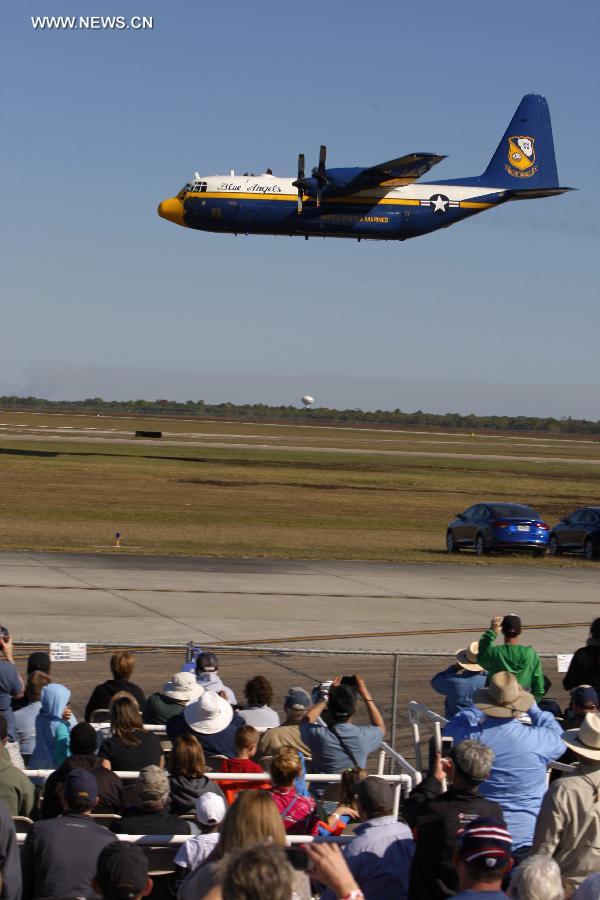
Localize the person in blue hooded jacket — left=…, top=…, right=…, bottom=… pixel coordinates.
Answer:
left=30, top=683, right=73, bottom=769
left=443, top=671, right=565, bottom=854
left=431, top=642, right=488, bottom=719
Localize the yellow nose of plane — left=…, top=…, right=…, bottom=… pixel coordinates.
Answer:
left=158, top=197, right=185, bottom=226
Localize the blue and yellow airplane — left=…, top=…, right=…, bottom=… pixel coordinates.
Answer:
left=158, top=95, right=572, bottom=242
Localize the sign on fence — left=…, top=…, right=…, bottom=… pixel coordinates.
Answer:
left=557, top=653, right=573, bottom=673
left=50, top=642, right=87, bottom=661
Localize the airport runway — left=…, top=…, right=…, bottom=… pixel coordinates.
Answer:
left=1, top=551, right=598, bottom=654
left=1, top=430, right=600, bottom=466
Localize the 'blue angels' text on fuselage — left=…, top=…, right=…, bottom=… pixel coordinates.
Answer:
left=158, top=95, right=573, bottom=243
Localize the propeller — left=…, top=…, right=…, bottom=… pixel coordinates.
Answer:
left=313, top=144, right=327, bottom=207
left=292, top=145, right=328, bottom=212
left=295, top=153, right=305, bottom=214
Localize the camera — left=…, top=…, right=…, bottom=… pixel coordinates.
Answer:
left=0, top=625, right=9, bottom=641
left=311, top=680, right=332, bottom=704
left=285, top=846, right=311, bottom=871
left=340, top=675, right=358, bottom=688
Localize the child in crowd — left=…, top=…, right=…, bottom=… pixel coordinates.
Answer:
left=219, top=725, right=264, bottom=776
left=29, top=683, right=73, bottom=769
left=174, top=792, right=227, bottom=881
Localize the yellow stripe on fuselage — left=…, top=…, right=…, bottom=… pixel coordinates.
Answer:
left=185, top=191, right=494, bottom=210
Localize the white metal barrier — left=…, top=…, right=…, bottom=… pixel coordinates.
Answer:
left=16, top=831, right=355, bottom=846
left=24, top=770, right=411, bottom=819
left=376, top=745, right=422, bottom=792
left=407, top=701, right=448, bottom=773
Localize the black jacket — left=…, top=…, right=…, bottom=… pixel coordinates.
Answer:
left=22, top=813, right=115, bottom=900
left=40, top=754, right=124, bottom=818
left=85, top=678, right=146, bottom=721
left=563, top=645, right=600, bottom=692
left=403, top=776, right=506, bottom=900
left=169, top=774, right=226, bottom=815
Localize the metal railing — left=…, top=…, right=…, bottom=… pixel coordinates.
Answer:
left=407, top=701, right=448, bottom=773
left=25, top=769, right=412, bottom=818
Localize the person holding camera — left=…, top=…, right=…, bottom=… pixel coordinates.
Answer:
left=300, top=674, right=385, bottom=775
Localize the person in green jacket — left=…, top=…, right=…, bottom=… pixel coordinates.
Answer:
left=0, top=715, right=35, bottom=817
left=477, top=615, right=545, bottom=702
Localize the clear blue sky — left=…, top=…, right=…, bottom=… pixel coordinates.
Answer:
left=2, top=1, right=599, bottom=417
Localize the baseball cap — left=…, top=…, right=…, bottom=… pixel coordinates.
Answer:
left=457, top=817, right=512, bottom=870
left=571, top=685, right=599, bottom=708
left=284, top=687, right=311, bottom=710
left=501, top=614, right=522, bottom=635
left=352, top=776, right=393, bottom=812
left=328, top=684, right=357, bottom=720
left=196, top=652, right=218, bottom=673
left=96, top=842, right=148, bottom=900
left=195, top=792, right=226, bottom=826
left=64, top=768, right=98, bottom=807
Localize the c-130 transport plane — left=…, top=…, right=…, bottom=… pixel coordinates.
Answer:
left=158, top=95, right=572, bottom=242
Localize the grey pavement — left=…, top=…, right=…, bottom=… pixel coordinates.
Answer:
left=1, top=551, right=598, bottom=653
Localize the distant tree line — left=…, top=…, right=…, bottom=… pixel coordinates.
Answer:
left=1, top=395, right=599, bottom=436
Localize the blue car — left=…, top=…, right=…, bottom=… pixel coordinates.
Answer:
left=549, top=507, right=600, bottom=561
left=446, top=502, right=549, bottom=556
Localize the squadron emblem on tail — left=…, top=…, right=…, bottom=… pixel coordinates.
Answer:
left=506, top=135, right=537, bottom=178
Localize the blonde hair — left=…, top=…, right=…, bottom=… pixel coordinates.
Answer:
left=270, top=747, right=302, bottom=788
left=235, top=725, right=259, bottom=753
left=217, top=791, right=286, bottom=858
left=110, top=651, right=135, bottom=681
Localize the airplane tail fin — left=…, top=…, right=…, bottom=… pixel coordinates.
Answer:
left=481, top=94, right=559, bottom=189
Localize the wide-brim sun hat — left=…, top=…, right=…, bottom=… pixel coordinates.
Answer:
left=473, top=671, right=533, bottom=718
left=455, top=641, right=484, bottom=672
left=163, top=672, right=204, bottom=702
left=562, top=712, right=600, bottom=760
left=184, top=690, right=233, bottom=734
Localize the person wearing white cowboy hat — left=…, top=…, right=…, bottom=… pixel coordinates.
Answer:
left=533, top=712, right=600, bottom=889
left=431, top=642, right=488, bottom=719
left=143, top=673, right=204, bottom=726
left=443, top=671, right=565, bottom=853
left=166, top=690, right=245, bottom=759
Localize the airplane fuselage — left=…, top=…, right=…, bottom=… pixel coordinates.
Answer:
left=158, top=174, right=506, bottom=241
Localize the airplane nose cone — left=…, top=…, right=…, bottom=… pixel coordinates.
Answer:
left=158, top=197, right=185, bottom=226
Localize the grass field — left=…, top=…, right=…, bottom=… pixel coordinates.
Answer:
left=1, top=411, right=600, bottom=562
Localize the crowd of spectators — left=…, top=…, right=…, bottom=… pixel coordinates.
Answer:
left=0, top=616, right=600, bottom=898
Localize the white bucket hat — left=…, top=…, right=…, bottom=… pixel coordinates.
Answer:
left=163, top=672, right=204, bottom=703
left=562, top=712, right=600, bottom=761
left=184, top=690, right=233, bottom=734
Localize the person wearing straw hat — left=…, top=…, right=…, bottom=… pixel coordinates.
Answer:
left=431, top=642, right=488, bottom=718
left=444, top=671, right=565, bottom=853
left=167, top=690, right=245, bottom=758
left=143, top=672, right=204, bottom=725
left=533, top=712, right=600, bottom=889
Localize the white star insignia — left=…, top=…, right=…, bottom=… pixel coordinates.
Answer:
left=432, top=195, right=448, bottom=212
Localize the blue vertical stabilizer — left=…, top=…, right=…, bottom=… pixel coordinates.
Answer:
left=481, top=94, right=559, bottom=189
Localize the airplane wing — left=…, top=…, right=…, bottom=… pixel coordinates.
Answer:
left=333, top=152, right=446, bottom=193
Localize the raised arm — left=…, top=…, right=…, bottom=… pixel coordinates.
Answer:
left=354, top=674, right=386, bottom=737
left=476, top=618, right=502, bottom=669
